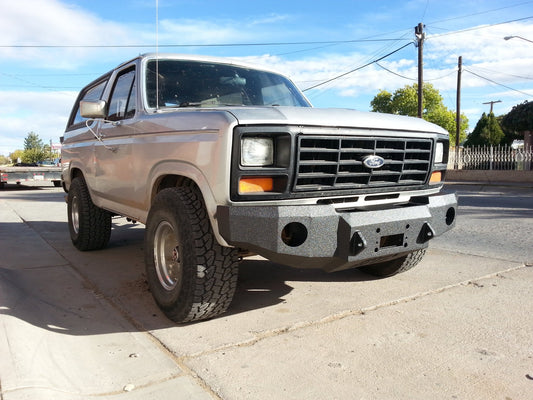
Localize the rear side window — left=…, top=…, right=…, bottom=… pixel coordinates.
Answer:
left=70, top=80, right=107, bottom=127
left=107, top=68, right=136, bottom=121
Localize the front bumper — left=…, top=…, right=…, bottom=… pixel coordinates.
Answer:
left=217, top=192, right=457, bottom=272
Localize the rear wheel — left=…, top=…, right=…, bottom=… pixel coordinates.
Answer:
left=67, top=176, right=112, bottom=251
left=144, top=186, right=239, bottom=323
left=359, top=249, right=426, bottom=277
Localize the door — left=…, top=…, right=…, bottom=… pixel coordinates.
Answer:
left=93, top=65, right=140, bottom=209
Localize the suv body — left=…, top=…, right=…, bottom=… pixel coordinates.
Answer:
left=62, top=54, right=457, bottom=322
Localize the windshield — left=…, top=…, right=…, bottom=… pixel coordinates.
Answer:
left=145, top=59, right=310, bottom=109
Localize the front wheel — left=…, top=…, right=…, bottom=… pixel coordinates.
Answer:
left=359, top=249, right=426, bottom=277
left=144, top=187, right=239, bottom=323
left=67, top=177, right=112, bottom=251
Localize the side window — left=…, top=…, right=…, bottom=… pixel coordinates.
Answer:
left=107, top=68, right=136, bottom=121
left=70, top=80, right=107, bottom=126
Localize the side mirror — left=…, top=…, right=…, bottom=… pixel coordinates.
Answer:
left=80, top=100, right=107, bottom=119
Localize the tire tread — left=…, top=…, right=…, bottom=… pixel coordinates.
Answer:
left=68, top=177, right=112, bottom=251
left=145, top=187, right=239, bottom=323
left=360, top=249, right=426, bottom=277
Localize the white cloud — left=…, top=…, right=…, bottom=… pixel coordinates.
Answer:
left=0, top=91, right=76, bottom=155
left=0, top=1, right=532, bottom=154
left=0, top=0, right=135, bottom=68
left=157, top=19, right=247, bottom=45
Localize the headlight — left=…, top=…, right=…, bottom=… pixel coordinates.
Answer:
left=435, top=142, right=444, bottom=163
left=241, top=137, right=274, bottom=166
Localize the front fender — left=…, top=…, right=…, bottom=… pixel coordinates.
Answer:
left=146, top=160, right=231, bottom=247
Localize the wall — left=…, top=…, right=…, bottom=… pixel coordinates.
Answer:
left=446, top=169, right=533, bottom=184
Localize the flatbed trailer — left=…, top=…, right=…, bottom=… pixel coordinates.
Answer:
left=0, top=166, right=62, bottom=188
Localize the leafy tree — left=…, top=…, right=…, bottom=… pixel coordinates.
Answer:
left=21, top=148, right=47, bottom=164
left=370, top=83, right=468, bottom=145
left=500, top=101, right=533, bottom=145
left=464, top=113, right=504, bottom=146
left=9, top=149, right=24, bottom=163
left=19, top=132, right=49, bottom=163
left=498, top=115, right=522, bottom=146
left=0, top=155, right=9, bottom=165
left=24, top=131, right=44, bottom=151
left=370, top=90, right=394, bottom=114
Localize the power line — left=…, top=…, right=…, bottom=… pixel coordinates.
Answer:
left=375, top=62, right=416, bottom=81
left=375, top=62, right=457, bottom=82
left=428, top=15, right=533, bottom=39
left=0, top=38, right=407, bottom=49
left=426, top=0, right=533, bottom=25
left=466, top=65, right=533, bottom=81
left=463, top=68, right=533, bottom=98
left=302, top=42, right=413, bottom=92
left=0, top=72, right=79, bottom=93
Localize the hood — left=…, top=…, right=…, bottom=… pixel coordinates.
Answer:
left=225, top=106, right=449, bottom=136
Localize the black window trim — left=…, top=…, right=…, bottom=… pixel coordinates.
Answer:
left=106, top=66, right=137, bottom=122
left=65, top=73, right=111, bottom=131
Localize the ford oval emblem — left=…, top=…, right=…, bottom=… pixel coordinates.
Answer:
left=363, top=155, right=385, bottom=169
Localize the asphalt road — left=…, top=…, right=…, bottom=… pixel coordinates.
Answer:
left=438, top=183, right=533, bottom=264
left=0, top=182, right=532, bottom=400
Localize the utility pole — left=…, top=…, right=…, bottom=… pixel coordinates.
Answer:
left=455, top=56, right=462, bottom=169
left=415, top=23, right=425, bottom=118
left=483, top=100, right=502, bottom=114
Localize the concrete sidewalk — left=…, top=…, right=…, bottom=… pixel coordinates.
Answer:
left=1, top=187, right=532, bottom=399
left=0, top=192, right=213, bottom=400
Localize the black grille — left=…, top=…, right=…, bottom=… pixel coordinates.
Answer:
left=294, top=136, right=432, bottom=192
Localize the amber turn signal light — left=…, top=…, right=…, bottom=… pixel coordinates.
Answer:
left=239, top=177, right=274, bottom=193
left=430, top=171, right=442, bottom=184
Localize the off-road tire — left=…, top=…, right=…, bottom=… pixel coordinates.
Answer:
left=359, top=249, right=426, bottom=277
left=67, top=176, right=112, bottom=251
left=144, top=186, right=239, bottom=323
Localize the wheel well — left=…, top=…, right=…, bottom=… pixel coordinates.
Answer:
left=71, top=168, right=85, bottom=181
left=152, top=175, right=197, bottom=202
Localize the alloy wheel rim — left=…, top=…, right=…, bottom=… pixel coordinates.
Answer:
left=71, top=195, right=80, bottom=234
left=153, top=220, right=182, bottom=291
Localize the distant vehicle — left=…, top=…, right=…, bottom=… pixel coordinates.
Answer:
left=0, top=163, right=62, bottom=188
left=61, top=53, right=457, bottom=323
left=38, top=160, right=57, bottom=166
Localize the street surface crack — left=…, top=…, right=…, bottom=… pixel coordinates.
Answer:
left=185, top=263, right=528, bottom=361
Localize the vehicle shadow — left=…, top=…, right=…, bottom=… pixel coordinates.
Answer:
left=0, top=183, right=62, bottom=191
left=0, top=218, right=377, bottom=336
left=227, top=258, right=376, bottom=317
left=0, top=184, right=65, bottom=202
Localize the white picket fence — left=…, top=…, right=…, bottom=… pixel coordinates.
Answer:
left=448, top=146, right=533, bottom=170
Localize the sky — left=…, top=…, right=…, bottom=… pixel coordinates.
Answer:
left=1, top=0, right=533, bottom=156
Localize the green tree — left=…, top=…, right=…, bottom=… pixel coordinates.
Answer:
left=24, top=131, right=44, bottom=151
left=20, top=132, right=48, bottom=163
left=497, top=115, right=521, bottom=146
left=370, top=90, right=394, bottom=114
left=21, top=148, right=47, bottom=164
left=500, top=101, right=533, bottom=145
left=370, top=83, right=469, bottom=145
left=464, top=112, right=505, bottom=146
left=9, top=149, right=24, bottom=163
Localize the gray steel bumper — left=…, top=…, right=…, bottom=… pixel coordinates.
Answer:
left=217, top=193, right=457, bottom=272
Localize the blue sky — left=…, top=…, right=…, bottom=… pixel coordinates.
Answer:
left=1, top=0, right=533, bottom=156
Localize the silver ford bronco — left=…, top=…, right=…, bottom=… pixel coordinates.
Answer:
left=61, top=53, right=457, bottom=323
